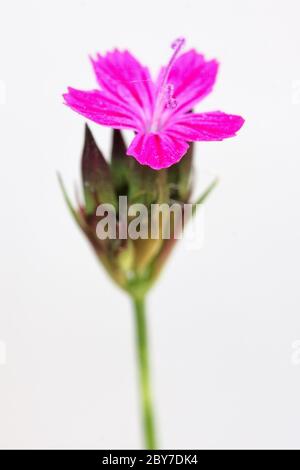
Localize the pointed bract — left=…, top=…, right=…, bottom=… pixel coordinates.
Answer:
left=111, top=129, right=130, bottom=195
left=82, top=125, right=116, bottom=214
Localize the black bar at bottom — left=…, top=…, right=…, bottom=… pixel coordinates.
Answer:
left=0, top=449, right=295, bottom=465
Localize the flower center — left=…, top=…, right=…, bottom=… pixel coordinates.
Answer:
left=150, top=37, right=185, bottom=133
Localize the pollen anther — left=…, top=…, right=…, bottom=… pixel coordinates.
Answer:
left=165, top=84, right=177, bottom=109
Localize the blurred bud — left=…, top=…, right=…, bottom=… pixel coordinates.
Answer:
left=60, top=126, right=216, bottom=297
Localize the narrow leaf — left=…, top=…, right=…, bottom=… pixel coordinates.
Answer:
left=192, top=177, right=219, bottom=216
left=57, top=173, right=85, bottom=228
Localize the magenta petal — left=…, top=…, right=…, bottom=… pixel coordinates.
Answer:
left=167, top=111, right=245, bottom=141
left=157, top=50, right=219, bottom=115
left=91, top=50, right=155, bottom=118
left=63, top=87, right=141, bottom=130
left=127, top=132, right=189, bottom=170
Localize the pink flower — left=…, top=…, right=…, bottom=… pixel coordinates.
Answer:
left=64, top=38, right=244, bottom=170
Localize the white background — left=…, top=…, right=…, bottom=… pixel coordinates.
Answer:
left=1, top=0, right=300, bottom=449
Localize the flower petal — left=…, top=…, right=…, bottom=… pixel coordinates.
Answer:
left=91, top=50, right=155, bottom=122
left=166, top=111, right=245, bottom=141
left=63, top=87, right=141, bottom=130
left=157, top=50, right=218, bottom=115
left=127, top=132, right=189, bottom=170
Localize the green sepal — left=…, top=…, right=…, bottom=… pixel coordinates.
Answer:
left=167, top=142, right=194, bottom=202
left=129, top=164, right=162, bottom=205
left=110, top=130, right=160, bottom=206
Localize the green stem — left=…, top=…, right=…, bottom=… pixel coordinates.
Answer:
left=132, top=295, right=157, bottom=449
